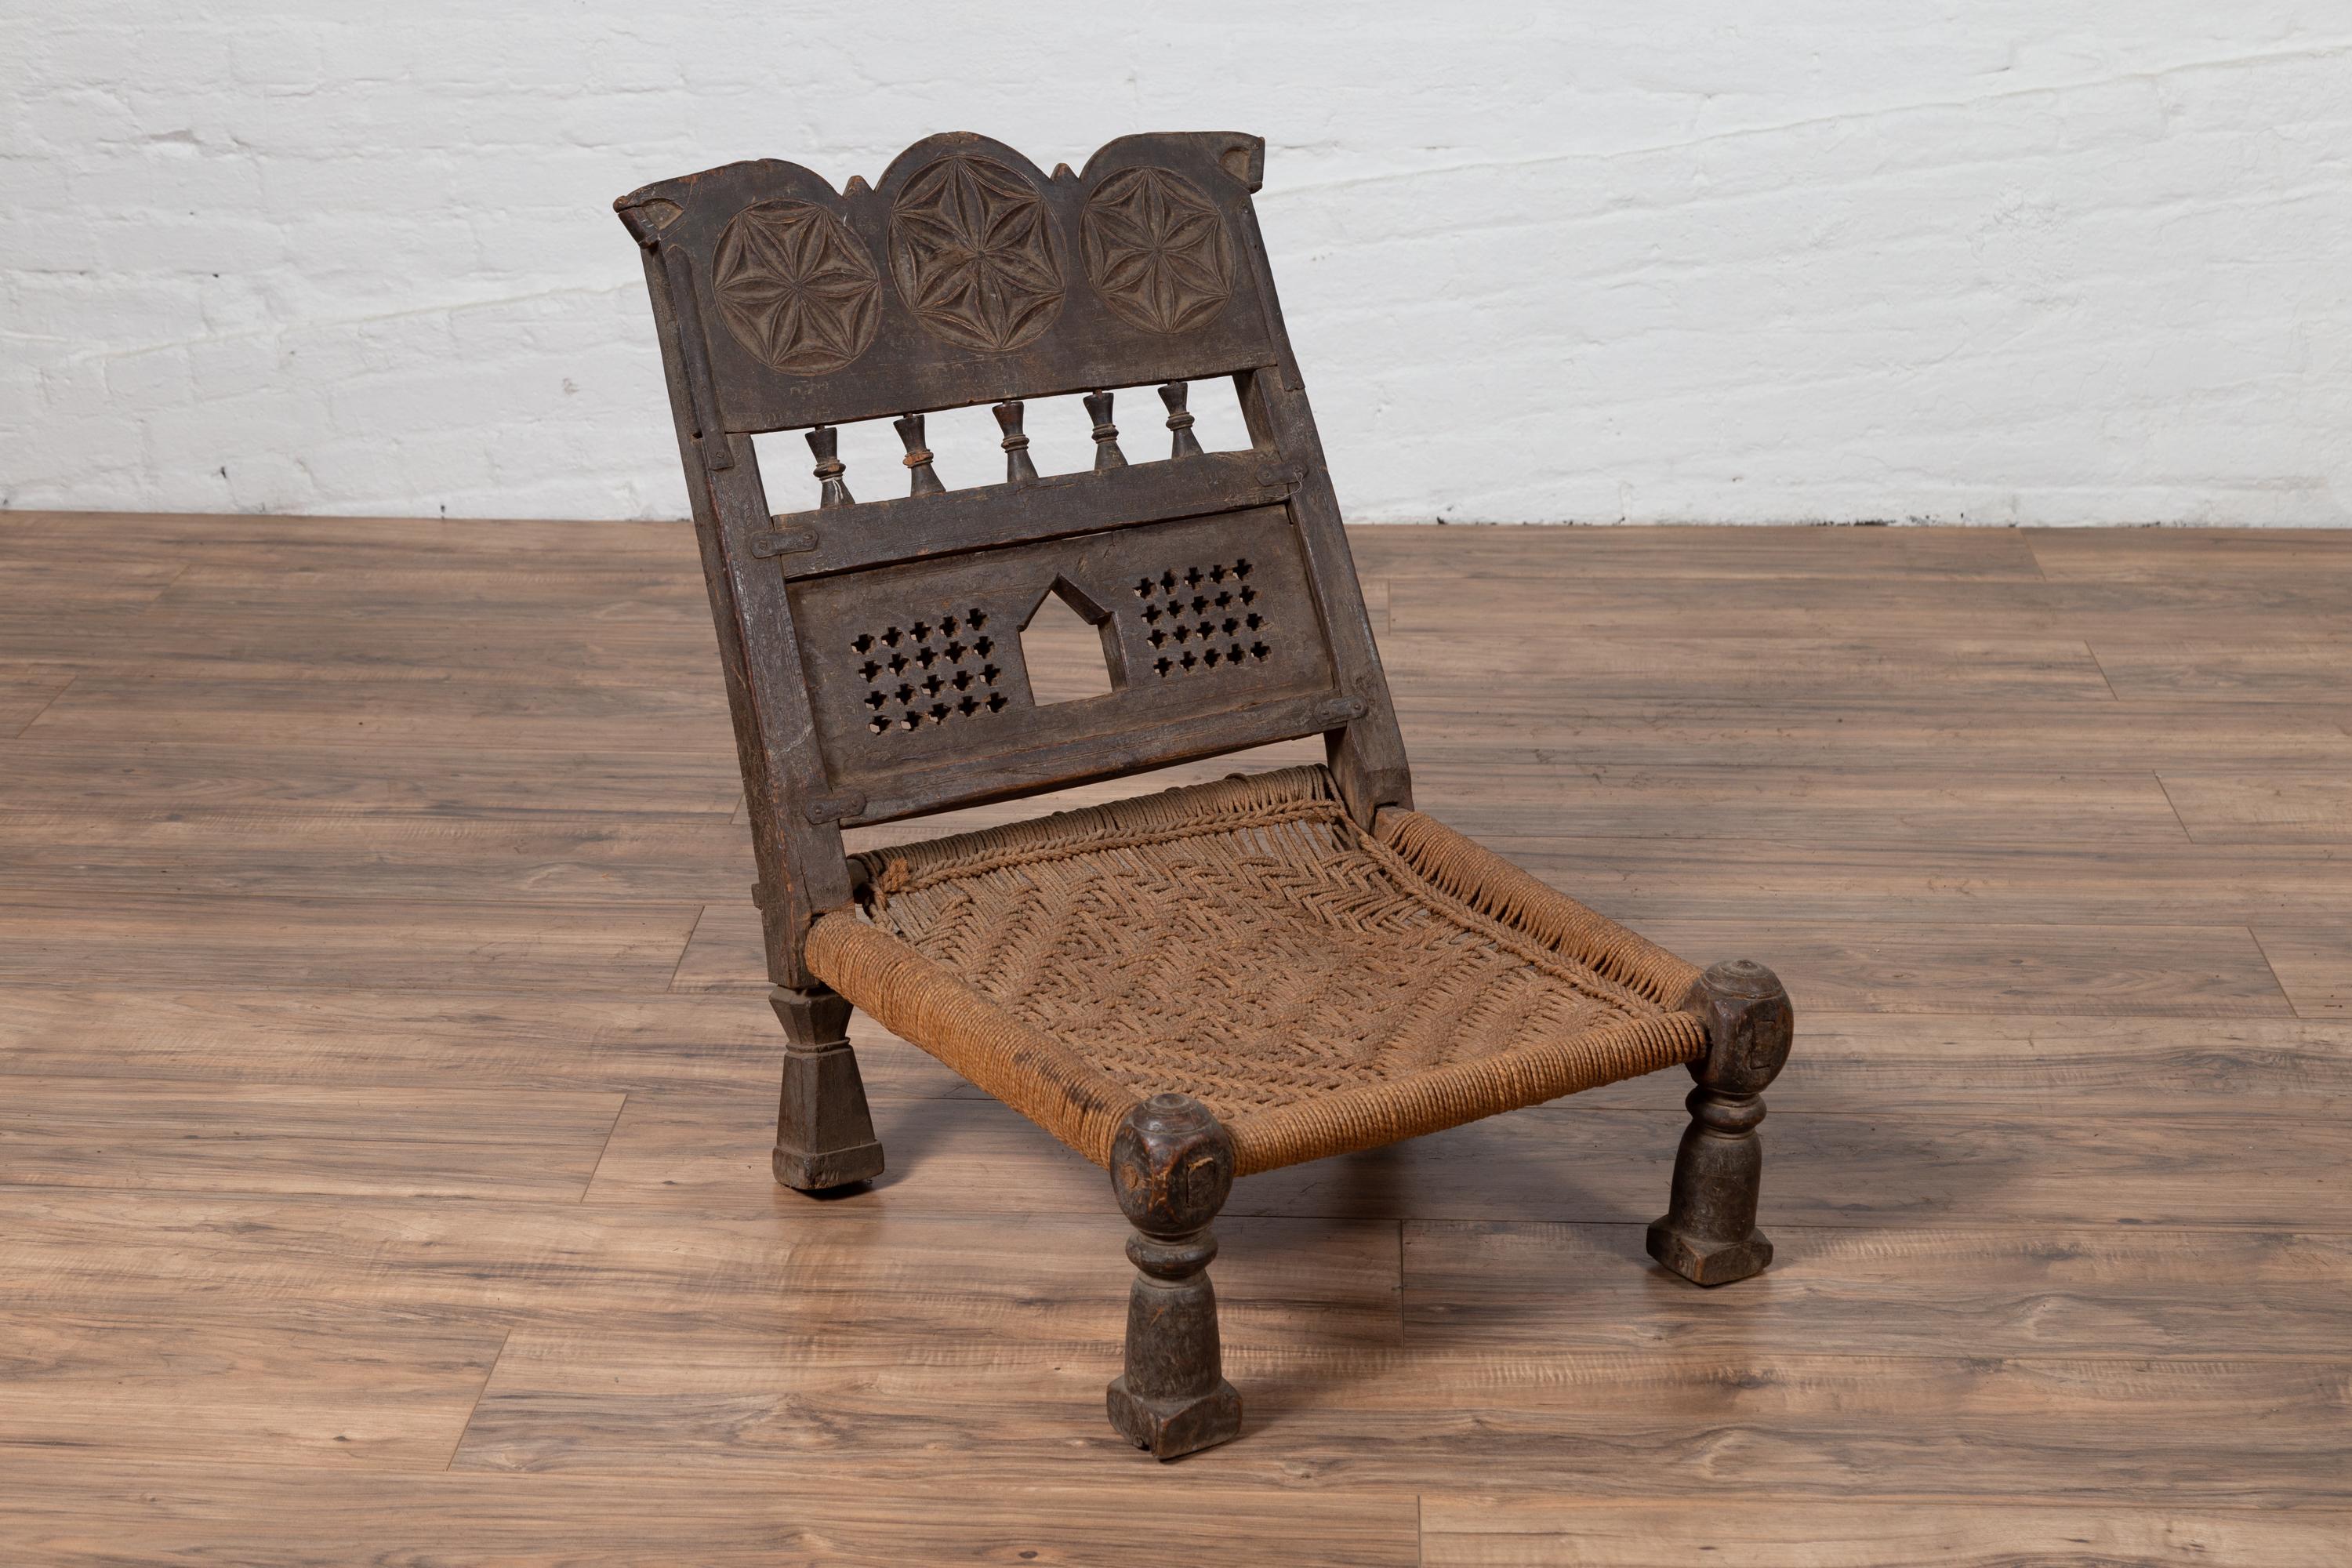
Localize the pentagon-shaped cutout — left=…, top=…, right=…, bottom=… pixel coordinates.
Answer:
left=1020, top=578, right=1121, bottom=705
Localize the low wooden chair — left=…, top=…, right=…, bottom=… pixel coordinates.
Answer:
left=615, top=132, right=1793, bottom=1460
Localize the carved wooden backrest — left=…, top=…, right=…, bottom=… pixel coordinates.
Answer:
left=617, top=132, right=1410, bottom=986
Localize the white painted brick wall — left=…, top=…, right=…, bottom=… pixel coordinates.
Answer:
left=5, top=2, right=2349, bottom=524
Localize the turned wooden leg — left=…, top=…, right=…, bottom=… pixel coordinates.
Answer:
left=1105, top=1093, right=1242, bottom=1459
left=1648, top=958, right=1794, bottom=1286
left=768, top=984, right=884, bottom=1192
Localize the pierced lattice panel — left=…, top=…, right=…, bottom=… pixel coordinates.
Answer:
left=1134, top=558, right=1271, bottom=680
left=786, top=506, right=1339, bottom=802
left=846, top=608, right=1009, bottom=734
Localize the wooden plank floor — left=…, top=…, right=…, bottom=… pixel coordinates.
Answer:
left=3, top=512, right=2349, bottom=1565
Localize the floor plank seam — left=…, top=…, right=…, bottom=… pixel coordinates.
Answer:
left=581, top=1091, right=630, bottom=1201
left=2020, top=529, right=2058, bottom=586
left=132, top=561, right=193, bottom=616
left=665, top=904, right=706, bottom=993
left=2244, top=926, right=2306, bottom=1019
left=10, top=673, right=74, bottom=739
left=2081, top=640, right=2125, bottom=703
left=447, top=1326, right=512, bottom=1472
left=2150, top=771, right=2200, bottom=840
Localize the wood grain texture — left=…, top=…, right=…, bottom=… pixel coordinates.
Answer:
left=2023, top=524, right=2352, bottom=580
left=0, top=606, right=725, bottom=680
left=1381, top=630, right=2120, bottom=702
left=1481, top=842, right=2352, bottom=926
left=20, top=670, right=733, bottom=751
left=0, top=806, right=755, bottom=901
left=1629, top=920, right=2295, bottom=1015
left=2161, top=771, right=2352, bottom=844
left=0, top=1308, right=507, bottom=1468
left=2, top=514, right=2347, bottom=1561
left=1731, top=1012, right=2352, bottom=1114
left=1407, top=760, right=2192, bottom=846
left=1391, top=576, right=2352, bottom=644
left=0, top=890, right=700, bottom=989
left=149, top=562, right=717, bottom=626
left=1418, top=1498, right=2352, bottom=1566
left=450, top=1332, right=2352, bottom=1502
left=0, top=1456, right=1420, bottom=1568
left=2091, top=641, right=2352, bottom=703
left=2, top=1190, right=1396, bottom=1345
left=0, top=737, right=743, bottom=814
left=0, top=1078, right=625, bottom=1198
left=0, top=987, right=976, bottom=1096
left=1390, top=705, right=2352, bottom=772
left=1347, top=521, right=2052, bottom=581
left=581, top=1087, right=2352, bottom=1229
left=1402, top=1221, right=2352, bottom=1357
left=2256, top=926, right=2352, bottom=1018
left=0, top=662, right=74, bottom=736
left=0, top=508, right=699, bottom=566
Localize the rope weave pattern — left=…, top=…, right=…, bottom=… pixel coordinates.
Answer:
left=807, top=764, right=1708, bottom=1174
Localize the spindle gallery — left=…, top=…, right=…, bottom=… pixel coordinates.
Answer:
left=615, top=131, right=1794, bottom=1458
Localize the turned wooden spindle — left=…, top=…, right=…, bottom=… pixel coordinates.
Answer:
left=993, top=399, right=1040, bottom=482
left=805, top=426, right=854, bottom=508
left=893, top=412, right=946, bottom=496
left=1647, top=959, right=1793, bottom=1286
left=1158, top=381, right=1205, bottom=459
left=1105, top=1093, right=1242, bottom=1459
left=1084, top=389, right=1128, bottom=472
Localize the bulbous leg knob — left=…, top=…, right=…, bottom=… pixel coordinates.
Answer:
left=1104, top=1093, right=1242, bottom=1458
left=1647, top=960, right=1792, bottom=1287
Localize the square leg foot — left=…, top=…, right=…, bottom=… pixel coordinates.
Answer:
left=1646, top=1219, right=1773, bottom=1287
left=772, top=1138, right=883, bottom=1193
left=1105, top=1377, right=1241, bottom=1460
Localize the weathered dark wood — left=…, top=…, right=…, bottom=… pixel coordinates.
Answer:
left=786, top=507, right=1338, bottom=818
left=1231, top=372, right=1410, bottom=822
left=771, top=450, right=1298, bottom=581
left=1159, top=381, right=1205, bottom=459
left=1105, top=1094, right=1242, bottom=1459
left=630, top=239, right=848, bottom=993
left=991, top=400, right=1039, bottom=483
left=767, top=984, right=884, bottom=1191
left=617, top=131, right=1414, bottom=994
left=800, top=690, right=1363, bottom=828
left=804, top=426, right=853, bottom=507
left=891, top=413, right=946, bottom=497
left=615, top=134, right=1280, bottom=434
left=1648, top=958, right=1795, bottom=1285
left=1083, top=390, right=1128, bottom=472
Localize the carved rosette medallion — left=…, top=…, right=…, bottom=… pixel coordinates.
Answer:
left=1080, top=166, right=1234, bottom=335
left=710, top=200, right=883, bottom=375
left=887, top=154, right=1065, bottom=353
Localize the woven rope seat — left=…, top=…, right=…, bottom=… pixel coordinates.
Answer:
left=805, top=764, right=1710, bottom=1176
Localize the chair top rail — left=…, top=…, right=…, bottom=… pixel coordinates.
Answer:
left=617, top=131, right=1278, bottom=436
